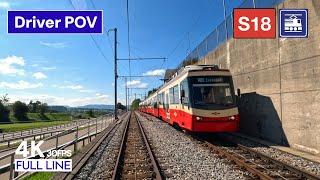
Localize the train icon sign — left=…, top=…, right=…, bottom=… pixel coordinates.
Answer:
left=279, top=9, right=308, bottom=38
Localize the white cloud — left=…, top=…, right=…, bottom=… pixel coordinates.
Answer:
left=42, top=66, right=57, bottom=70
left=0, top=80, right=43, bottom=90
left=9, top=93, right=111, bottom=106
left=32, top=72, right=47, bottom=79
left=40, top=41, right=68, bottom=48
left=126, top=80, right=148, bottom=88
left=55, top=84, right=83, bottom=90
left=0, top=2, right=10, bottom=9
left=79, top=89, right=95, bottom=93
left=143, top=69, right=165, bottom=76
left=0, top=56, right=25, bottom=76
left=54, top=84, right=95, bottom=94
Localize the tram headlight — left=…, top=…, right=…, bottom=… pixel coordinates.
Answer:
left=196, top=116, right=202, bottom=121
left=229, top=116, right=235, bottom=120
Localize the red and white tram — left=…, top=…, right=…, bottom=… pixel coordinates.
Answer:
left=139, top=65, right=239, bottom=132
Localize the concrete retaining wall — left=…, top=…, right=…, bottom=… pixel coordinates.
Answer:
left=198, top=0, right=320, bottom=154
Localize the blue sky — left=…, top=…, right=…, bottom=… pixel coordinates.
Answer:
left=0, top=0, right=242, bottom=106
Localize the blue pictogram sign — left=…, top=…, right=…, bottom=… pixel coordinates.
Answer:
left=279, top=9, right=308, bottom=38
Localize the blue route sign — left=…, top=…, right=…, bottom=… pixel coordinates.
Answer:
left=7, top=10, right=103, bottom=34
left=279, top=9, right=308, bottom=38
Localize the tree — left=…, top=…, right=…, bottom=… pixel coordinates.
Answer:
left=0, top=101, right=10, bottom=122
left=116, top=103, right=126, bottom=110
left=0, top=94, right=9, bottom=105
left=39, top=103, right=48, bottom=116
left=148, top=88, right=158, bottom=97
left=28, top=100, right=36, bottom=113
left=131, top=99, right=141, bottom=110
left=87, top=109, right=94, bottom=118
left=12, top=101, right=29, bottom=121
left=28, top=101, right=49, bottom=115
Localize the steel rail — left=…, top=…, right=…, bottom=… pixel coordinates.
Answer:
left=202, top=139, right=320, bottom=180
left=52, top=112, right=130, bottom=180
left=237, top=144, right=320, bottom=180
left=138, top=112, right=319, bottom=180
left=203, top=141, right=274, bottom=180
left=56, top=121, right=121, bottom=180
left=111, top=113, right=131, bottom=180
left=112, top=112, right=163, bottom=180
left=136, top=112, right=163, bottom=180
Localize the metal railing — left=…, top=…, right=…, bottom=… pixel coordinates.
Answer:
left=0, top=117, right=109, bottom=148
left=0, top=115, right=115, bottom=180
left=0, top=119, right=90, bottom=140
left=181, top=0, right=285, bottom=65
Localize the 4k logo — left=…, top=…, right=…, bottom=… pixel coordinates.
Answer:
left=15, top=141, right=44, bottom=158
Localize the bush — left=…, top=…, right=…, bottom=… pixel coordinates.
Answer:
left=39, top=103, right=48, bottom=116
left=0, top=101, right=10, bottom=122
left=87, top=110, right=94, bottom=118
left=117, top=103, right=126, bottom=110
left=12, top=101, right=29, bottom=121
left=131, top=99, right=141, bottom=110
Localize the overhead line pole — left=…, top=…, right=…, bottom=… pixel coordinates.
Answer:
left=127, top=88, right=148, bottom=90
left=108, top=28, right=118, bottom=120
left=115, top=28, right=118, bottom=120
left=118, top=75, right=162, bottom=78
left=117, top=57, right=166, bottom=61
left=125, top=77, right=128, bottom=111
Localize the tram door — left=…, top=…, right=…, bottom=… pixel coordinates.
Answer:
left=164, top=93, right=170, bottom=122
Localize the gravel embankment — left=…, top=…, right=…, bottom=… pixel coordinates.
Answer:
left=136, top=112, right=251, bottom=179
left=75, top=117, right=128, bottom=179
left=229, top=134, right=320, bottom=177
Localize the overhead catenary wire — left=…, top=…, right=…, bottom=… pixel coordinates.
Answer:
left=68, top=0, right=113, bottom=66
left=87, top=0, right=163, bottom=104
left=164, top=6, right=205, bottom=70
left=87, top=0, right=131, bottom=75
left=126, top=0, right=134, bottom=106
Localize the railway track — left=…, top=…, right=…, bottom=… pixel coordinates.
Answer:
left=198, top=136, right=320, bottom=180
left=53, top=113, right=129, bottom=180
left=112, top=112, right=163, bottom=179
left=140, top=112, right=320, bottom=179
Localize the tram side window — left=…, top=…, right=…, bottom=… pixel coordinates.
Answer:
left=173, top=85, right=180, bottom=104
left=169, top=85, right=180, bottom=104
left=169, top=88, right=174, bottom=104
left=158, top=93, right=164, bottom=105
left=157, top=94, right=161, bottom=105
left=161, top=93, right=165, bottom=105
left=180, top=79, right=189, bottom=105
left=153, top=97, right=158, bottom=108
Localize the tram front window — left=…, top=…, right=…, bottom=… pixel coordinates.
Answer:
left=190, top=76, right=235, bottom=109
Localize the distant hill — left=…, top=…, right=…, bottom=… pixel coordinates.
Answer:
left=48, top=106, right=68, bottom=112
left=77, top=104, right=114, bottom=110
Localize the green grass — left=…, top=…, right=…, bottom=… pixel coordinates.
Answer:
left=23, top=172, right=54, bottom=180
left=0, top=120, right=70, bottom=133
left=9, top=113, right=72, bottom=122
left=0, top=112, right=97, bottom=132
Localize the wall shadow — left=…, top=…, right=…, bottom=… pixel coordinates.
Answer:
left=237, top=92, right=289, bottom=146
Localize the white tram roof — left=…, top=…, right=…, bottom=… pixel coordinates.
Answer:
left=142, top=65, right=230, bottom=103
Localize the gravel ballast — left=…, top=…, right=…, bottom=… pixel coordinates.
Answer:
left=229, top=134, right=320, bottom=177
left=75, top=116, right=128, bottom=179
left=136, top=112, right=251, bottom=179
